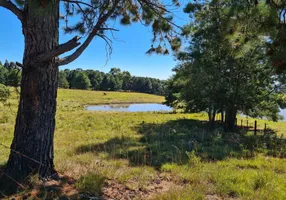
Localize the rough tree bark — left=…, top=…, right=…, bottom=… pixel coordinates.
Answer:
left=207, top=106, right=217, bottom=130
left=5, top=1, right=59, bottom=181
left=224, top=106, right=237, bottom=132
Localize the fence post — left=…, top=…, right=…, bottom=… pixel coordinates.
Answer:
left=254, top=120, right=257, bottom=136
left=235, top=118, right=237, bottom=127
left=241, top=119, right=243, bottom=128
left=246, top=120, right=248, bottom=128
left=264, top=123, right=267, bottom=134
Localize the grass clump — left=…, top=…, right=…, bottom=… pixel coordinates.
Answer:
left=75, top=172, right=106, bottom=195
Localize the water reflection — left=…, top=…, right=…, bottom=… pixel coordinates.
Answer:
left=86, top=103, right=172, bottom=112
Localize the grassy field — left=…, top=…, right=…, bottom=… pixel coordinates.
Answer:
left=0, top=89, right=286, bottom=199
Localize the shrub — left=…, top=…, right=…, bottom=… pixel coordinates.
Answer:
left=0, top=84, right=9, bottom=103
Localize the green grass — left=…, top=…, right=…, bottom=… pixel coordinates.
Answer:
left=0, top=89, right=286, bottom=199
left=161, top=156, right=286, bottom=200
left=57, top=89, right=165, bottom=111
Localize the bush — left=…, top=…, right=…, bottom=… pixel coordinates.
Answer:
left=0, top=84, right=10, bottom=103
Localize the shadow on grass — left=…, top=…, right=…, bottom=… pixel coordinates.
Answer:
left=0, top=163, right=100, bottom=200
left=76, top=119, right=286, bottom=168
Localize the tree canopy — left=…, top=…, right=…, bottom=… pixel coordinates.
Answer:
left=165, top=0, right=286, bottom=131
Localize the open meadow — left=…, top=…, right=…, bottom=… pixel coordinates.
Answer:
left=1, top=89, right=286, bottom=199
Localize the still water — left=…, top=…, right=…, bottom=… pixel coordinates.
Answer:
left=86, top=103, right=172, bottom=112
left=86, top=104, right=286, bottom=121
left=280, top=109, right=286, bottom=121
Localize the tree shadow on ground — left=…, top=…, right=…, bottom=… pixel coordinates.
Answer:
left=76, top=119, right=286, bottom=168
left=0, top=163, right=102, bottom=200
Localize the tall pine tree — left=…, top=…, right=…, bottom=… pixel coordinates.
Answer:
left=0, top=0, right=181, bottom=181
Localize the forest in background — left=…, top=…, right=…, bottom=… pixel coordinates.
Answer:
left=0, top=60, right=167, bottom=96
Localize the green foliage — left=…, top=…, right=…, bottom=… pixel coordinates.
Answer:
left=186, top=150, right=201, bottom=167
left=166, top=0, right=286, bottom=130
left=86, top=70, right=104, bottom=90
left=6, top=68, right=21, bottom=87
left=73, top=71, right=91, bottom=90
left=0, top=84, right=10, bottom=103
left=0, top=65, right=8, bottom=85
left=58, top=71, right=69, bottom=89
left=60, top=68, right=167, bottom=95
left=0, top=60, right=21, bottom=86
left=220, top=0, right=286, bottom=73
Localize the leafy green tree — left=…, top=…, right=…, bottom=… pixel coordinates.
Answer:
left=58, top=71, right=69, bottom=89
left=109, top=68, right=123, bottom=90
left=86, top=70, right=104, bottom=90
left=66, top=69, right=78, bottom=89
left=109, top=68, right=121, bottom=76
left=100, top=73, right=113, bottom=91
left=73, top=72, right=91, bottom=90
left=122, top=71, right=132, bottom=91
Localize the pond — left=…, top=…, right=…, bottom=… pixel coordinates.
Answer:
left=280, top=109, right=286, bottom=121
left=86, top=104, right=286, bottom=121
left=86, top=103, right=173, bottom=112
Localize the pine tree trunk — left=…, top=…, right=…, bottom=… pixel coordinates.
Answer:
left=208, top=111, right=212, bottom=122
left=209, top=108, right=216, bottom=130
left=5, top=1, right=59, bottom=181
left=224, top=106, right=237, bottom=132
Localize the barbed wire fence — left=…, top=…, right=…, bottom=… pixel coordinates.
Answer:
left=0, top=142, right=46, bottom=192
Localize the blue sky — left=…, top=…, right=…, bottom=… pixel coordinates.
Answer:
left=0, top=3, right=189, bottom=80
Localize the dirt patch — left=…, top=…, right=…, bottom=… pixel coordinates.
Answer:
left=0, top=173, right=100, bottom=200
left=1, top=172, right=233, bottom=200
left=101, top=173, right=184, bottom=200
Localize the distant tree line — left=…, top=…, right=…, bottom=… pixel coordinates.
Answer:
left=0, top=60, right=21, bottom=87
left=0, top=61, right=167, bottom=96
left=59, top=68, right=167, bottom=95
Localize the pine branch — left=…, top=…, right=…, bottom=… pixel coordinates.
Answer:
left=58, top=0, right=120, bottom=66
left=37, top=36, right=81, bottom=62
left=0, top=0, right=24, bottom=22
left=60, top=0, right=93, bottom=8
left=138, top=0, right=181, bottom=29
left=99, top=27, right=119, bottom=31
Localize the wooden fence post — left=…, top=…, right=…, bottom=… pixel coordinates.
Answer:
left=264, top=123, right=267, bottom=134
left=246, top=120, right=248, bottom=128
left=241, top=119, right=243, bottom=128
left=254, top=120, right=257, bottom=136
